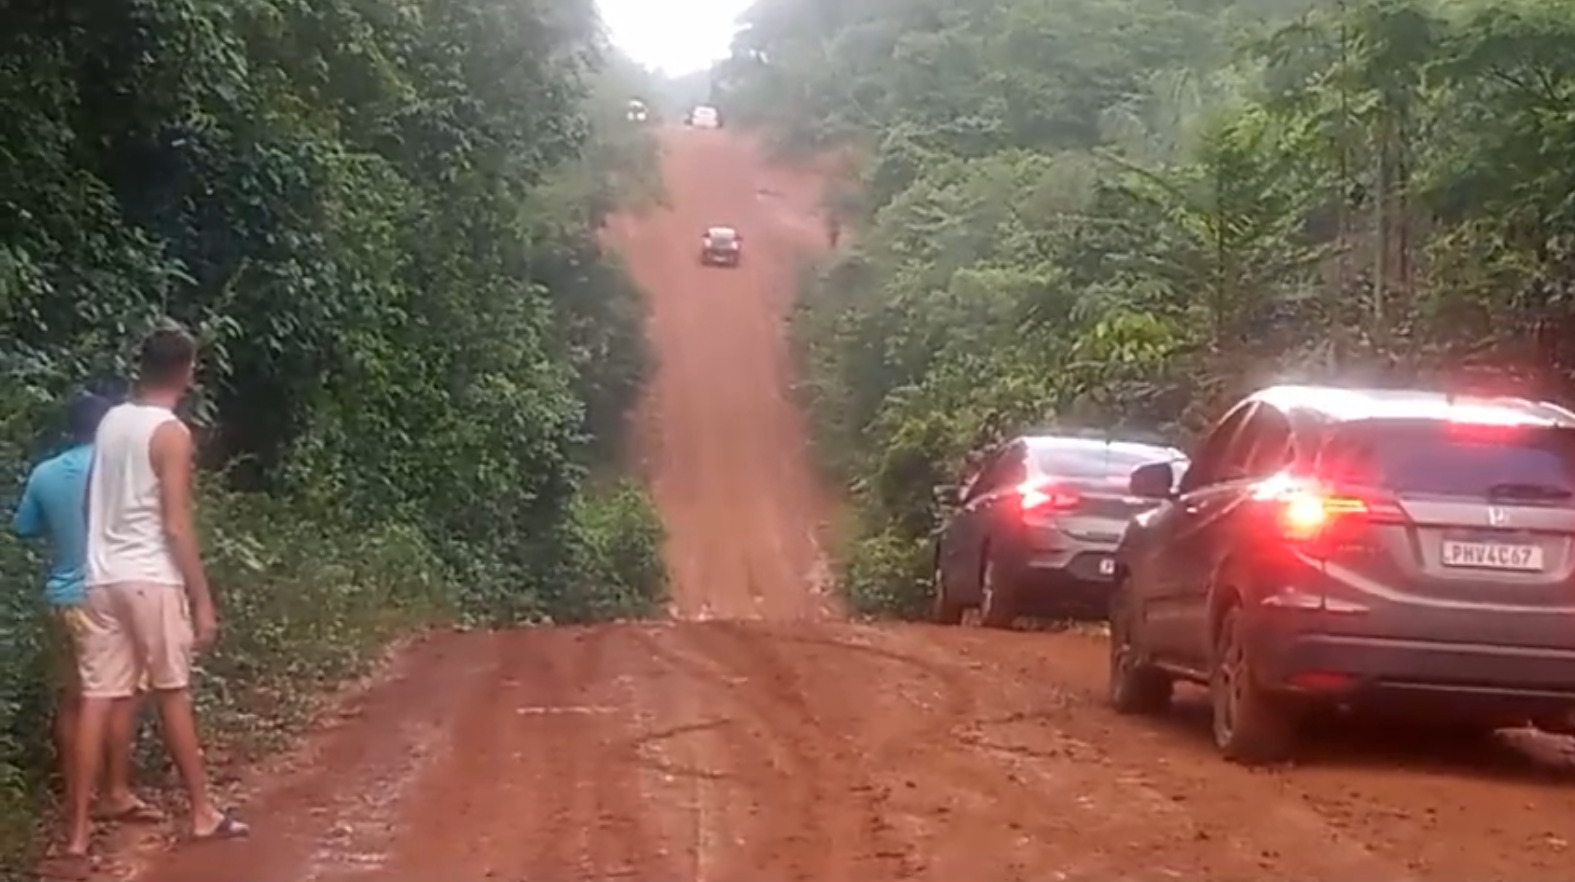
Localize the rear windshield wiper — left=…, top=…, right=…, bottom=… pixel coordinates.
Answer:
left=1485, top=481, right=1575, bottom=501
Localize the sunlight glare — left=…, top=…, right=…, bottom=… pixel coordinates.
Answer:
left=599, top=0, right=749, bottom=75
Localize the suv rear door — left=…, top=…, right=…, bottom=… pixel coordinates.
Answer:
left=1314, top=419, right=1575, bottom=646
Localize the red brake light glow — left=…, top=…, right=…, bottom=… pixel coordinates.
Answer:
left=1251, top=472, right=1390, bottom=544
left=1018, top=479, right=1081, bottom=512
left=1276, top=487, right=1369, bottom=541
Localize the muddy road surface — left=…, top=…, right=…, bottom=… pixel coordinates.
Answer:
left=121, top=130, right=1575, bottom=882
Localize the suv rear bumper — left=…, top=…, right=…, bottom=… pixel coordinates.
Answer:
left=1255, top=627, right=1575, bottom=720
left=701, top=250, right=739, bottom=265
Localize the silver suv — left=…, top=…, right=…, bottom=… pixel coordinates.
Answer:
left=932, top=434, right=1187, bottom=627
left=1110, top=385, right=1575, bottom=762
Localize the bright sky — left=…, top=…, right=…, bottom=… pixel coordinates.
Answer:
left=598, top=0, right=750, bottom=75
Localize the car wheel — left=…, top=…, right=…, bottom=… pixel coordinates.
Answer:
left=1108, top=575, right=1172, bottom=714
left=1211, top=602, right=1296, bottom=764
left=931, top=561, right=965, bottom=625
left=978, top=553, right=1016, bottom=629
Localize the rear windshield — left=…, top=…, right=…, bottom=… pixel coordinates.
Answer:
left=1318, top=421, right=1575, bottom=498
left=708, top=229, right=736, bottom=241
left=1031, top=443, right=1185, bottom=480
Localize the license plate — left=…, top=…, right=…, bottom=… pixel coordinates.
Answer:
left=1098, top=558, right=1116, bottom=576
left=1441, top=540, right=1544, bottom=572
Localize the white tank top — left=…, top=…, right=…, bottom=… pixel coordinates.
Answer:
left=86, top=402, right=184, bottom=587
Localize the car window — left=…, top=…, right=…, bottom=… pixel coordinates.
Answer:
left=1230, top=406, right=1295, bottom=479
left=1031, top=443, right=1184, bottom=480
left=1317, top=420, right=1575, bottom=499
left=1178, top=402, right=1256, bottom=493
left=709, top=228, right=736, bottom=242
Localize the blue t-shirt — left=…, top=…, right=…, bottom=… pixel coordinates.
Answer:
left=12, top=444, right=93, bottom=606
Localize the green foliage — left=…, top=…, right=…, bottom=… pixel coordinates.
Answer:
left=557, top=480, right=670, bottom=622
left=0, top=0, right=669, bottom=870
left=732, top=0, right=1575, bottom=615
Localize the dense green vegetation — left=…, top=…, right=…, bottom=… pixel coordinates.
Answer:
left=0, top=0, right=667, bottom=866
left=716, top=0, right=1575, bottom=616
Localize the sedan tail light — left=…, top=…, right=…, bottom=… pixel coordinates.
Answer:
left=1017, top=479, right=1081, bottom=513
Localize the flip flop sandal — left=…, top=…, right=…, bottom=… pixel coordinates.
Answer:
left=190, top=811, right=250, bottom=843
left=95, top=798, right=165, bottom=823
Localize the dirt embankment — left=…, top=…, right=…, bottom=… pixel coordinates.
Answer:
left=115, top=128, right=1575, bottom=882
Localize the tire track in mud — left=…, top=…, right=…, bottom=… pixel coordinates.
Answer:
left=899, top=627, right=1412, bottom=881
left=622, top=623, right=903, bottom=881
left=113, top=635, right=493, bottom=882
left=924, top=625, right=1575, bottom=881
left=320, top=627, right=676, bottom=882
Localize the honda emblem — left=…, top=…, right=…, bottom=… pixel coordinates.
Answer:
left=1487, top=506, right=1509, bottom=527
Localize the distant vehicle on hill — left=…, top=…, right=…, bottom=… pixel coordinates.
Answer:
left=699, top=226, right=742, bottom=267
left=627, top=99, right=649, bottom=122
left=686, top=105, right=721, bottom=129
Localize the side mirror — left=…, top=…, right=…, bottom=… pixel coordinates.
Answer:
left=933, top=484, right=961, bottom=506
left=1129, top=461, right=1176, bottom=500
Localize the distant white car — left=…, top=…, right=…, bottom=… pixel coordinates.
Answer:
left=627, top=99, right=648, bottom=122
left=700, top=225, right=742, bottom=267
left=687, top=105, right=721, bottom=129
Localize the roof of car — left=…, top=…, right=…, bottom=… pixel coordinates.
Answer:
left=1248, top=384, right=1575, bottom=427
left=1021, top=434, right=1186, bottom=459
left=706, top=226, right=737, bottom=236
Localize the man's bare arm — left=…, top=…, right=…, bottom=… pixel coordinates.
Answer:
left=151, top=420, right=213, bottom=611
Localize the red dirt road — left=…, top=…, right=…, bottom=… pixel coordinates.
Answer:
left=118, top=130, right=1575, bottom=882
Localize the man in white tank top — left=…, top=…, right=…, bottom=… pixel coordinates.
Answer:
left=64, top=324, right=248, bottom=859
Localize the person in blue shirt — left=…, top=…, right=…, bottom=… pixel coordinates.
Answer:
left=13, top=390, right=162, bottom=825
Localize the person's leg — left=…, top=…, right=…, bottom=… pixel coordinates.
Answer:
left=150, top=688, right=222, bottom=831
left=48, top=608, right=83, bottom=792
left=58, top=605, right=155, bottom=819
left=136, top=584, right=243, bottom=838
left=66, top=697, right=112, bottom=855
left=98, top=694, right=144, bottom=813
left=65, top=590, right=137, bottom=856
left=53, top=689, right=79, bottom=786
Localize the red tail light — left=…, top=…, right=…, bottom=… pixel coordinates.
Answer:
left=1017, top=479, right=1081, bottom=513
left=1254, top=473, right=1405, bottom=546
left=1276, top=487, right=1369, bottom=541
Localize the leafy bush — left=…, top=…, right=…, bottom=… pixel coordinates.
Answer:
left=557, top=481, right=670, bottom=623
left=726, top=0, right=1575, bottom=616
left=0, top=0, right=671, bottom=871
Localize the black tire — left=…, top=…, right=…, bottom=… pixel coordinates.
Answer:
left=1109, top=576, right=1173, bottom=714
left=978, top=553, right=1016, bottom=629
left=931, top=562, right=965, bottom=625
left=1211, top=603, right=1296, bottom=764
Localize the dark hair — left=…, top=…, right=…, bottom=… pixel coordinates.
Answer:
left=65, top=391, right=113, bottom=443
left=82, top=373, right=131, bottom=404
left=137, top=323, right=197, bottom=387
